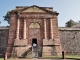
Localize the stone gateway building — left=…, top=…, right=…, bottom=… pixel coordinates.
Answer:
left=1, top=5, right=80, bottom=58
left=6, top=5, right=62, bottom=57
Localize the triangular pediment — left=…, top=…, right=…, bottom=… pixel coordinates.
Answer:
left=22, top=6, right=46, bottom=13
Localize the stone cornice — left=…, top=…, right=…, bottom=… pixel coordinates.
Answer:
left=18, top=13, right=53, bottom=19
left=10, top=5, right=59, bottom=16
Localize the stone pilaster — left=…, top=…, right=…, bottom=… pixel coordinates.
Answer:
left=16, top=18, right=20, bottom=39
left=23, top=19, right=26, bottom=39
left=44, top=19, right=47, bottom=39
left=50, top=19, right=53, bottom=39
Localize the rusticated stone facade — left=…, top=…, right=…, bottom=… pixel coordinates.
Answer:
left=6, top=5, right=62, bottom=57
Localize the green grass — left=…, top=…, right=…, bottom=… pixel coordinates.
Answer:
left=41, top=55, right=80, bottom=59
left=0, top=58, right=4, bottom=60
left=40, top=55, right=62, bottom=59
left=0, top=58, right=18, bottom=60
left=65, top=55, right=80, bottom=59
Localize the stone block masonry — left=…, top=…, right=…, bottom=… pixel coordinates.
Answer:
left=1, top=27, right=80, bottom=56
left=0, top=26, right=9, bottom=56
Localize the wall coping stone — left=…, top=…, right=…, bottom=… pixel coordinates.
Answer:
left=0, top=26, right=9, bottom=30
left=59, top=27, right=80, bottom=31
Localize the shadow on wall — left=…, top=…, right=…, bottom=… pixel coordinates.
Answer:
left=20, top=47, right=32, bottom=58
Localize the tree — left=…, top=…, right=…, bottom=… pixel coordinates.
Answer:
left=3, top=11, right=10, bottom=24
left=65, top=19, right=76, bottom=27
left=3, top=10, right=18, bottom=24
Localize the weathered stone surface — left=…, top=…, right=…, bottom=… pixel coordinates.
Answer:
left=43, top=39, right=54, bottom=45
left=14, top=46, right=30, bottom=57
left=59, top=28, right=80, bottom=54
left=0, top=27, right=9, bottom=55
left=14, top=39, right=27, bottom=46
left=42, top=46, right=54, bottom=56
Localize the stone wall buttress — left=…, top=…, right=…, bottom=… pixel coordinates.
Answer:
left=52, top=15, right=62, bottom=55
left=7, top=12, right=17, bottom=56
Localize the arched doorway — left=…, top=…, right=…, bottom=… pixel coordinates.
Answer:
left=28, top=22, right=41, bottom=45
left=28, top=22, right=41, bottom=58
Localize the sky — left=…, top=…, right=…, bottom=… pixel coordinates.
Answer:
left=0, top=0, right=80, bottom=27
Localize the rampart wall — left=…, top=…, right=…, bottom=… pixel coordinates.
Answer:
left=0, top=27, right=80, bottom=55
left=59, top=27, right=80, bottom=54
left=0, top=26, right=9, bottom=56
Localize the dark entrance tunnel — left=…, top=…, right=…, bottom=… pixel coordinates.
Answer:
left=32, top=38, right=37, bottom=46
